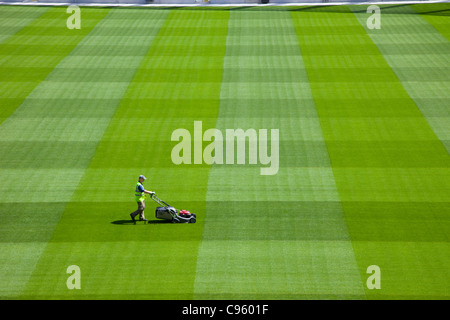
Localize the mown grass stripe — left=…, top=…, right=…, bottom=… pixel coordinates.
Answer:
left=0, top=7, right=111, bottom=299
left=293, top=5, right=449, bottom=299
left=194, top=8, right=365, bottom=299
left=21, top=8, right=229, bottom=299
left=17, top=8, right=170, bottom=299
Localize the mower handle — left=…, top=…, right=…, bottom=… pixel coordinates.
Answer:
left=149, top=193, right=171, bottom=207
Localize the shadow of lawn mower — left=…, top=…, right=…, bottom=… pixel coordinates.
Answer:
left=150, top=194, right=196, bottom=224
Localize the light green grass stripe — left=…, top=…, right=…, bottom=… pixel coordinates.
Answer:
left=194, top=9, right=365, bottom=299
left=352, top=4, right=450, bottom=153
left=22, top=9, right=228, bottom=299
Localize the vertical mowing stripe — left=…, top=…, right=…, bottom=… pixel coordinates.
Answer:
left=19, top=7, right=170, bottom=299
left=351, top=4, right=450, bottom=298
left=194, top=7, right=365, bottom=299
left=293, top=5, right=449, bottom=299
left=352, top=4, right=450, bottom=153
left=0, top=6, right=111, bottom=299
left=21, top=8, right=229, bottom=299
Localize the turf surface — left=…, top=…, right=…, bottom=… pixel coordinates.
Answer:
left=0, top=4, right=449, bottom=299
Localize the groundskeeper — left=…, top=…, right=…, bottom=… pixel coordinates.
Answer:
left=130, top=175, right=154, bottom=222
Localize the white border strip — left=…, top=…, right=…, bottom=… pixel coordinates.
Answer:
left=1, top=0, right=449, bottom=7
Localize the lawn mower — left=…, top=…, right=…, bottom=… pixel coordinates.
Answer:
left=150, top=194, right=196, bottom=224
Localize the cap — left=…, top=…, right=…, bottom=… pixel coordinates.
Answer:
left=139, top=175, right=147, bottom=180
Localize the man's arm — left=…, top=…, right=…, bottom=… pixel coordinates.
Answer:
left=138, top=184, right=154, bottom=196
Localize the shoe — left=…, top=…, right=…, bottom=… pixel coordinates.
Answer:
left=139, top=218, right=148, bottom=222
left=130, top=213, right=135, bottom=222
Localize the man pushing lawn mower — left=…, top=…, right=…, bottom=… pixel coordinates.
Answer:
left=130, top=175, right=154, bottom=222
left=130, top=175, right=196, bottom=224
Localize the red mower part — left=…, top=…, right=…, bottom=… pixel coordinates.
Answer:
left=179, top=210, right=190, bottom=216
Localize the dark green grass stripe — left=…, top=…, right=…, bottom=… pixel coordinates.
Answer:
left=342, top=201, right=449, bottom=242
left=45, top=201, right=445, bottom=243
left=76, top=139, right=448, bottom=169
left=112, top=98, right=318, bottom=118
left=83, top=140, right=330, bottom=168
left=0, top=141, right=97, bottom=168
left=0, top=202, right=67, bottom=243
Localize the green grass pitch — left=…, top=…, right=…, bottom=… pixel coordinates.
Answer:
left=0, top=3, right=449, bottom=299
